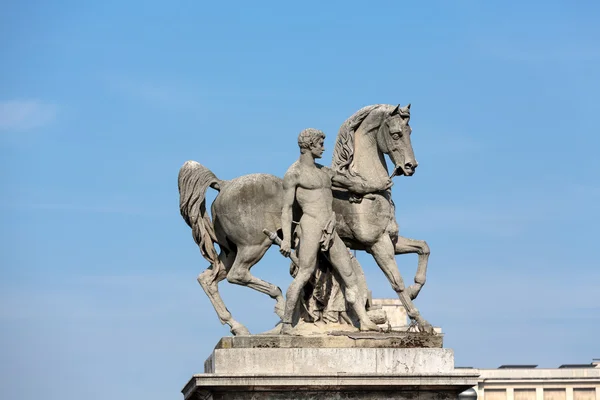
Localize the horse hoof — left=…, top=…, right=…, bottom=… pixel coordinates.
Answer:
left=231, top=324, right=251, bottom=336
left=417, top=319, right=434, bottom=334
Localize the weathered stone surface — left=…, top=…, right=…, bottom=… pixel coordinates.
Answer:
left=206, top=390, right=463, bottom=400
left=184, top=372, right=480, bottom=400
left=185, top=373, right=481, bottom=399
left=185, top=335, right=478, bottom=400
left=185, top=372, right=480, bottom=393
left=205, top=347, right=454, bottom=375
left=215, top=332, right=443, bottom=350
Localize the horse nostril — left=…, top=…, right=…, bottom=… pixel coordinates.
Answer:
left=405, top=162, right=418, bottom=171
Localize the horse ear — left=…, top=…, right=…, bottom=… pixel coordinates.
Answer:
left=406, top=103, right=411, bottom=110
left=390, top=104, right=400, bottom=115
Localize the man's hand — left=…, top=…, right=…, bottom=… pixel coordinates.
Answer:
left=333, top=171, right=393, bottom=195
left=280, top=241, right=291, bottom=257
left=351, top=176, right=393, bottom=194
left=382, top=177, right=393, bottom=190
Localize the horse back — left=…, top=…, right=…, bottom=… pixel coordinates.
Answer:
left=212, top=173, right=284, bottom=248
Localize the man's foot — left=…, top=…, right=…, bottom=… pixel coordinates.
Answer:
left=230, top=321, right=251, bottom=336
left=280, top=322, right=293, bottom=335
left=359, top=318, right=381, bottom=332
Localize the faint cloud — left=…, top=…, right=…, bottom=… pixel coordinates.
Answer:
left=103, top=75, right=277, bottom=112
left=104, top=76, right=204, bottom=112
left=0, top=100, right=58, bottom=131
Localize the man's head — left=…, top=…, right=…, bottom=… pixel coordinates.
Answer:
left=298, top=128, right=325, bottom=158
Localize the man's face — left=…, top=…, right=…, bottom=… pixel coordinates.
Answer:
left=310, top=137, right=325, bottom=159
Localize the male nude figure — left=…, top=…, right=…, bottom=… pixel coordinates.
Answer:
left=279, top=128, right=379, bottom=334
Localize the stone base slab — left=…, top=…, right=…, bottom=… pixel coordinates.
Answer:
left=205, top=347, right=454, bottom=374
left=183, top=336, right=478, bottom=400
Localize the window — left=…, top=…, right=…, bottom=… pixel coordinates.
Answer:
left=485, top=390, right=507, bottom=400
left=573, top=389, right=595, bottom=400
left=515, top=389, right=536, bottom=400
left=544, top=389, right=566, bottom=400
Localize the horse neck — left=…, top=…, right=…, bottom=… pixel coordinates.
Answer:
left=351, top=126, right=389, bottom=182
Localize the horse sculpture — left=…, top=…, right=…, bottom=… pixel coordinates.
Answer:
left=178, top=103, right=432, bottom=335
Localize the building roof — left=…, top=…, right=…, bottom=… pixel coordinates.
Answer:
left=558, top=363, right=595, bottom=369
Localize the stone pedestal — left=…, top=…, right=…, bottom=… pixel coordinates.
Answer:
left=182, top=333, right=479, bottom=400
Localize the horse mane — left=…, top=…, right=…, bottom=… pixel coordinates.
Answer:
left=332, top=104, right=391, bottom=175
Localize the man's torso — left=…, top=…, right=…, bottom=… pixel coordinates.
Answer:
left=292, top=162, right=334, bottom=223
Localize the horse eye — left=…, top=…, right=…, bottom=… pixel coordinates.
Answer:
left=392, top=133, right=401, bottom=140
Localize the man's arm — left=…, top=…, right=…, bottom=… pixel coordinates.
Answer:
left=323, top=166, right=393, bottom=194
left=280, top=166, right=299, bottom=257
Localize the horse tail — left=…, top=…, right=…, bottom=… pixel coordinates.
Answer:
left=178, top=160, right=224, bottom=282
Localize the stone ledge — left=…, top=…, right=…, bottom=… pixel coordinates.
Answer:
left=215, top=332, right=443, bottom=350
left=183, top=372, right=480, bottom=400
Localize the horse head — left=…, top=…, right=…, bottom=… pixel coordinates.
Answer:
left=376, top=104, right=417, bottom=177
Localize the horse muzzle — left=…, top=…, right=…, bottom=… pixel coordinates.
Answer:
left=391, top=162, right=417, bottom=177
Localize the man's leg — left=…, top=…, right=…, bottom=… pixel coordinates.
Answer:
left=328, top=234, right=379, bottom=331
left=281, top=229, right=320, bottom=334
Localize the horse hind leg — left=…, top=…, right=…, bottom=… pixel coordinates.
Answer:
left=394, top=235, right=430, bottom=300
left=197, top=249, right=251, bottom=336
left=226, top=240, right=285, bottom=319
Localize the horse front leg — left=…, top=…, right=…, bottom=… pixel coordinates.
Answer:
left=394, top=235, right=430, bottom=300
left=368, top=235, right=433, bottom=334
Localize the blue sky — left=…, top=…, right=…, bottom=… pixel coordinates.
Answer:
left=1, top=1, right=599, bottom=399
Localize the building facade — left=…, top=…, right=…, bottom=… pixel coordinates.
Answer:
left=473, top=361, right=600, bottom=400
